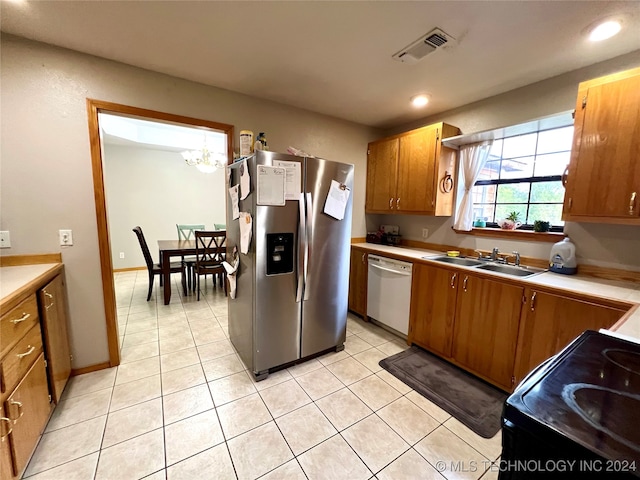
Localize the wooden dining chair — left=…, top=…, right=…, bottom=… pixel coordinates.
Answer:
left=133, top=226, right=186, bottom=301
left=194, top=230, right=227, bottom=300
left=176, top=224, right=205, bottom=292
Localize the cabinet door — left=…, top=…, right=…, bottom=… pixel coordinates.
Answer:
left=396, top=126, right=438, bottom=213
left=365, top=138, right=399, bottom=213
left=348, top=247, right=367, bottom=317
left=38, top=275, right=71, bottom=403
left=409, top=264, right=457, bottom=357
left=6, top=354, right=52, bottom=477
left=513, top=290, right=626, bottom=385
left=565, top=71, right=640, bottom=218
left=452, top=274, right=523, bottom=390
left=1, top=405, right=14, bottom=480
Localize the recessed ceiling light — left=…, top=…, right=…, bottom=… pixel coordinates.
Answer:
left=589, top=20, right=622, bottom=42
left=411, top=94, right=430, bottom=107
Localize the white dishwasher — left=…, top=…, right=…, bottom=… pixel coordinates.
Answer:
left=367, top=254, right=413, bottom=335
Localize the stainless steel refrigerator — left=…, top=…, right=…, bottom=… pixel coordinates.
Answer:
left=226, top=150, right=354, bottom=380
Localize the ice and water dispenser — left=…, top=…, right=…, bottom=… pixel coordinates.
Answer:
left=266, top=233, right=294, bottom=275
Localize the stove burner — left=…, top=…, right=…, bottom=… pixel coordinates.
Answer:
left=603, top=348, right=640, bottom=375
left=562, top=383, right=640, bottom=453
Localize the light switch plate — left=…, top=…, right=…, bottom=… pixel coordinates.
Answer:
left=0, top=231, right=11, bottom=248
left=59, top=229, right=73, bottom=246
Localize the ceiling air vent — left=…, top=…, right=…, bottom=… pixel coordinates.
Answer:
left=392, top=28, right=457, bottom=64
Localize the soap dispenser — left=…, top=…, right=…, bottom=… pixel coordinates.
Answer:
left=549, top=237, right=577, bottom=275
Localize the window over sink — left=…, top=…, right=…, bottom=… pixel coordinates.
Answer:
left=472, top=125, right=574, bottom=231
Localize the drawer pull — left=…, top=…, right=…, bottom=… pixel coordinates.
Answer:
left=9, top=401, right=23, bottom=422
left=16, top=345, right=36, bottom=359
left=630, top=192, right=637, bottom=215
left=450, top=273, right=457, bottom=288
left=389, top=198, right=393, bottom=209
left=10, top=313, right=31, bottom=325
left=531, top=292, right=537, bottom=312
left=462, top=276, right=468, bottom=292
left=0, top=417, right=12, bottom=438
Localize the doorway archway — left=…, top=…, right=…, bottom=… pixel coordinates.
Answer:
left=86, top=99, right=234, bottom=366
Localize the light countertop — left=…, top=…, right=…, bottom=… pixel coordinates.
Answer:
left=353, top=243, right=640, bottom=341
left=0, top=263, right=63, bottom=309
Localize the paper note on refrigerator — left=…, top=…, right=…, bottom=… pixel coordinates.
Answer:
left=228, top=184, right=240, bottom=220
left=222, top=257, right=239, bottom=299
left=323, top=180, right=350, bottom=220
left=274, top=160, right=301, bottom=200
left=239, top=159, right=251, bottom=200
left=239, top=212, right=253, bottom=254
left=257, top=165, right=286, bottom=206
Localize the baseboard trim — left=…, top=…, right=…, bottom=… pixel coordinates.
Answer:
left=71, top=361, right=111, bottom=376
left=113, top=266, right=146, bottom=272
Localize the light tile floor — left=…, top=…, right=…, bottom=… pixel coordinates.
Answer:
left=23, top=271, right=502, bottom=480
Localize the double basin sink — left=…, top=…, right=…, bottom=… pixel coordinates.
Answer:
left=424, top=255, right=546, bottom=277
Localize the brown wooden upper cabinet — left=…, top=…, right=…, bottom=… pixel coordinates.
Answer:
left=562, top=66, right=640, bottom=225
left=366, top=122, right=460, bottom=215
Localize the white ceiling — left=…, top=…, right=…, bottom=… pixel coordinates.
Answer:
left=2, top=1, right=639, bottom=128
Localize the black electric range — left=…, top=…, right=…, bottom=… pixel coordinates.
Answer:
left=500, top=330, right=640, bottom=479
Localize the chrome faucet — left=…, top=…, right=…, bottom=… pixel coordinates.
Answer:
left=491, top=247, right=499, bottom=261
left=512, top=251, right=521, bottom=266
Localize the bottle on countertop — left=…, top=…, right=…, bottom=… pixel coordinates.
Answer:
left=549, top=237, right=577, bottom=275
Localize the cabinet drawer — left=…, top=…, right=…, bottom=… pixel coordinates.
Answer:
left=1, top=295, right=39, bottom=358
left=5, top=354, right=51, bottom=478
left=1, top=324, right=43, bottom=395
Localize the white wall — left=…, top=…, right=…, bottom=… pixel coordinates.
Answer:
left=372, top=50, right=640, bottom=271
left=103, top=144, right=226, bottom=270
left=0, top=34, right=380, bottom=369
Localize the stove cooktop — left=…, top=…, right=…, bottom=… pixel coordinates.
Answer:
left=507, top=330, right=640, bottom=465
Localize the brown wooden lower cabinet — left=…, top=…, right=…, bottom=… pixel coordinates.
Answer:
left=452, top=274, right=524, bottom=391
left=1, top=405, right=14, bottom=480
left=5, top=354, right=52, bottom=478
left=348, top=246, right=368, bottom=317
left=513, top=289, right=627, bottom=385
left=409, top=264, right=457, bottom=357
left=409, top=264, right=630, bottom=392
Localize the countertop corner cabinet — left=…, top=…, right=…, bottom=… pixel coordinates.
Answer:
left=408, top=263, right=628, bottom=392
left=366, top=122, right=460, bottom=216
left=562, top=66, right=640, bottom=225
left=348, top=246, right=368, bottom=318
left=1, top=270, right=72, bottom=480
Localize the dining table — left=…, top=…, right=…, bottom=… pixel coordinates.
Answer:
left=157, top=239, right=196, bottom=305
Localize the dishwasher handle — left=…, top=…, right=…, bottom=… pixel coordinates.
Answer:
left=369, top=262, right=412, bottom=276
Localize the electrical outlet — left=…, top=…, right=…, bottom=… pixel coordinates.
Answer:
left=119, top=252, right=125, bottom=259
left=0, top=231, right=11, bottom=248
left=59, top=229, right=73, bottom=246
left=422, top=228, right=429, bottom=239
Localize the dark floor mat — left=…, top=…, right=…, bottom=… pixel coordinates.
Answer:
left=379, top=346, right=507, bottom=438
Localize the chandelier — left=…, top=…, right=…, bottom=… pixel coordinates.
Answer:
left=181, top=139, right=226, bottom=173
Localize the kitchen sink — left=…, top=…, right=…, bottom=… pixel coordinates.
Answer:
left=475, top=263, right=544, bottom=277
left=424, top=255, right=483, bottom=267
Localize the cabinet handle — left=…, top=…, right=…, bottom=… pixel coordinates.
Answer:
left=450, top=273, right=457, bottom=288
left=389, top=198, right=393, bottom=209
left=44, top=291, right=54, bottom=309
left=10, top=312, right=31, bottom=325
left=630, top=192, right=637, bottom=215
left=462, top=276, right=468, bottom=292
left=396, top=198, right=400, bottom=210
left=561, top=165, right=569, bottom=187
left=361, top=253, right=365, bottom=264
left=9, top=401, right=23, bottom=422
left=531, top=292, right=537, bottom=312
left=0, top=417, right=12, bottom=438
left=16, top=345, right=35, bottom=359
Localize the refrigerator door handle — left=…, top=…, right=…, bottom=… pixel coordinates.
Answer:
left=296, top=193, right=306, bottom=303
left=304, top=192, right=313, bottom=300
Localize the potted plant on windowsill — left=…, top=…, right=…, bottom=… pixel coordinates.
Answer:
left=533, top=220, right=551, bottom=233
left=499, top=211, right=522, bottom=230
